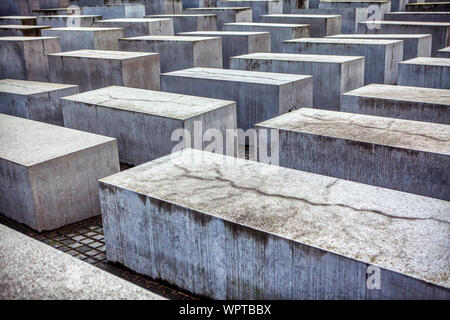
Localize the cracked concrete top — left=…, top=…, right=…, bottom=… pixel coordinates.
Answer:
left=285, top=37, right=403, bottom=45
left=256, top=108, right=450, bottom=155
left=400, top=57, right=450, bottom=66
left=232, top=52, right=364, bottom=63
left=0, top=79, right=77, bottom=95
left=48, top=49, right=156, bottom=60
left=343, top=84, right=450, bottom=106
left=62, top=85, right=235, bottom=121
left=0, top=114, right=116, bottom=167
left=100, top=148, right=450, bottom=288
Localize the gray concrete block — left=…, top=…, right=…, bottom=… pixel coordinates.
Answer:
left=37, top=15, right=101, bottom=28
left=161, top=67, right=312, bottom=130
left=230, top=52, right=364, bottom=110
left=178, top=30, right=270, bottom=68
left=283, top=38, right=403, bottom=85
left=397, top=57, right=450, bottom=90
left=41, top=27, right=125, bottom=51
left=183, top=0, right=217, bottom=8
left=282, top=0, right=309, bottom=12
left=328, top=34, right=432, bottom=61
left=146, top=14, right=217, bottom=33
left=222, top=21, right=310, bottom=52
left=256, top=108, right=450, bottom=200
left=406, top=2, right=450, bottom=12
left=318, top=0, right=391, bottom=20
left=384, top=12, right=450, bottom=23
left=81, top=4, right=146, bottom=19
left=95, top=18, right=174, bottom=37
left=217, top=0, right=283, bottom=22
left=99, top=148, right=450, bottom=299
left=341, top=84, right=450, bottom=125
left=0, top=224, right=164, bottom=300
left=0, top=0, right=40, bottom=16
left=0, top=113, right=120, bottom=231
left=0, top=79, right=79, bottom=126
left=119, top=35, right=222, bottom=72
left=0, top=24, right=50, bottom=37
left=33, top=8, right=71, bottom=16
left=0, top=36, right=61, bottom=82
left=184, top=7, right=253, bottom=30
left=62, top=86, right=237, bottom=165
left=48, top=50, right=160, bottom=92
left=261, top=13, right=341, bottom=37
left=145, top=0, right=183, bottom=14
left=0, top=16, right=37, bottom=25
left=357, top=21, right=450, bottom=54
left=436, top=46, right=450, bottom=58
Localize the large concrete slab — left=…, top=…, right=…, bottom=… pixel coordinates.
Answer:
left=0, top=79, right=79, bottom=125
left=217, top=0, right=283, bottom=22
left=99, top=148, right=450, bottom=299
left=41, top=27, right=125, bottom=51
left=397, top=57, right=450, bottom=90
left=146, top=13, right=217, bottom=33
left=256, top=108, right=450, bottom=200
left=161, top=67, right=312, bottom=131
left=357, top=21, right=450, bottom=54
left=327, top=34, right=432, bottom=60
left=48, top=50, right=160, bottom=92
left=384, top=12, right=450, bottom=23
left=33, top=8, right=71, bottom=16
left=37, top=15, right=101, bottom=28
left=0, top=16, right=37, bottom=25
left=178, top=30, right=270, bottom=68
left=436, top=46, right=450, bottom=58
left=184, top=7, right=253, bottom=30
left=222, top=22, right=310, bottom=52
left=283, top=38, right=403, bottom=85
left=406, top=2, right=450, bottom=12
left=318, top=0, right=391, bottom=19
left=0, top=36, right=61, bottom=82
left=261, top=14, right=341, bottom=37
left=183, top=0, right=218, bottom=8
left=62, top=86, right=236, bottom=165
left=0, top=224, right=164, bottom=300
left=0, top=0, right=40, bottom=16
left=95, top=18, right=174, bottom=36
left=0, top=24, right=50, bottom=37
left=81, top=4, right=146, bottom=19
left=341, top=84, right=450, bottom=124
left=145, top=0, right=183, bottom=14
left=119, top=35, right=222, bottom=72
left=230, top=52, right=364, bottom=109
left=0, top=114, right=119, bottom=231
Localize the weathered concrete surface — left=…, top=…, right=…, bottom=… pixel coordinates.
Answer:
left=384, top=12, right=450, bottom=23
left=230, top=52, right=364, bottom=109
left=256, top=108, right=450, bottom=200
left=0, top=0, right=40, bottom=16
left=0, top=36, right=61, bottom=82
left=183, top=0, right=218, bottom=8
left=261, top=13, right=341, bottom=37
left=341, top=84, right=450, bottom=125
left=217, top=0, right=283, bottom=22
left=33, top=8, right=70, bottom=16
left=82, top=4, right=146, bottom=19
left=119, top=35, right=222, bottom=72
left=357, top=21, right=450, bottom=54
left=283, top=0, right=309, bottom=12
left=436, top=46, right=450, bottom=58
left=145, top=0, right=182, bottom=14
left=318, top=0, right=391, bottom=19
left=397, top=57, right=450, bottom=90
left=161, top=67, right=312, bottom=131
left=37, top=15, right=101, bottom=28
left=222, top=21, right=310, bottom=52
left=62, top=86, right=236, bottom=165
left=95, top=18, right=174, bottom=36
left=99, top=148, right=450, bottom=299
left=0, top=16, right=37, bottom=25
left=0, top=114, right=120, bottom=231
left=178, top=30, right=270, bottom=68
left=0, top=79, right=79, bottom=126
left=328, top=34, right=432, bottom=60
left=0, top=24, right=50, bottom=37
left=48, top=50, right=160, bottom=92
left=0, top=224, right=164, bottom=300
left=146, top=14, right=217, bottom=33
left=283, top=38, right=403, bottom=85
left=184, top=7, right=253, bottom=30
left=406, top=2, right=450, bottom=12
left=42, top=27, right=125, bottom=51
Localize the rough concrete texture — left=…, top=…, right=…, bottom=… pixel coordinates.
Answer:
left=145, top=0, right=182, bottom=14
left=119, top=35, right=222, bottom=72
left=99, top=148, right=450, bottom=299
left=283, top=38, right=403, bottom=85
left=0, top=0, right=40, bottom=16
left=0, top=36, right=61, bottom=82
left=184, top=7, right=253, bottom=30
left=261, top=13, right=342, bottom=37
left=82, top=4, right=146, bottom=19
left=283, top=0, right=309, bottom=12
left=161, top=67, right=313, bottom=130
left=436, top=46, right=450, bottom=58
left=146, top=13, right=217, bottom=33
left=0, top=24, right=50, bottom=37
left=397, top=57, right=450, bottom=90
left=0, top=79, right=79, bottom=126
left=48, top=49, right=160, bottom=92
left=341, top=84, right=450, bottom=125
left=0, top=224, right=164, bottom=300
left=62, top=85, right=237, bottom=165
left=95, top=18, right=174, bottom=36
left=406, top=2, right=450, bottom=12
left=357, top=20, right=450, bottom=54
left=230, top=52, right=364, bottom=110
left=0, top=114, right=120, bottom=232
left=0, top=16, right=37, bottom=25
left=178, top=30, right=270, bottom=68
left=384, top=12, right=450, bottom=23
left=42, top=27, right=125, bottom=51
left=318, top=0, right=391, bottom=19
left=328, top=34, right=432, bottom=61
left=217, top=0, right=283, bottom=22
left=37, top=15, right=101, bottom=28
left=222, top=21, right=310, bottom=52
left=183, top=0, right=218, bottom=8
left=256, top=107, right=450, bottom=200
